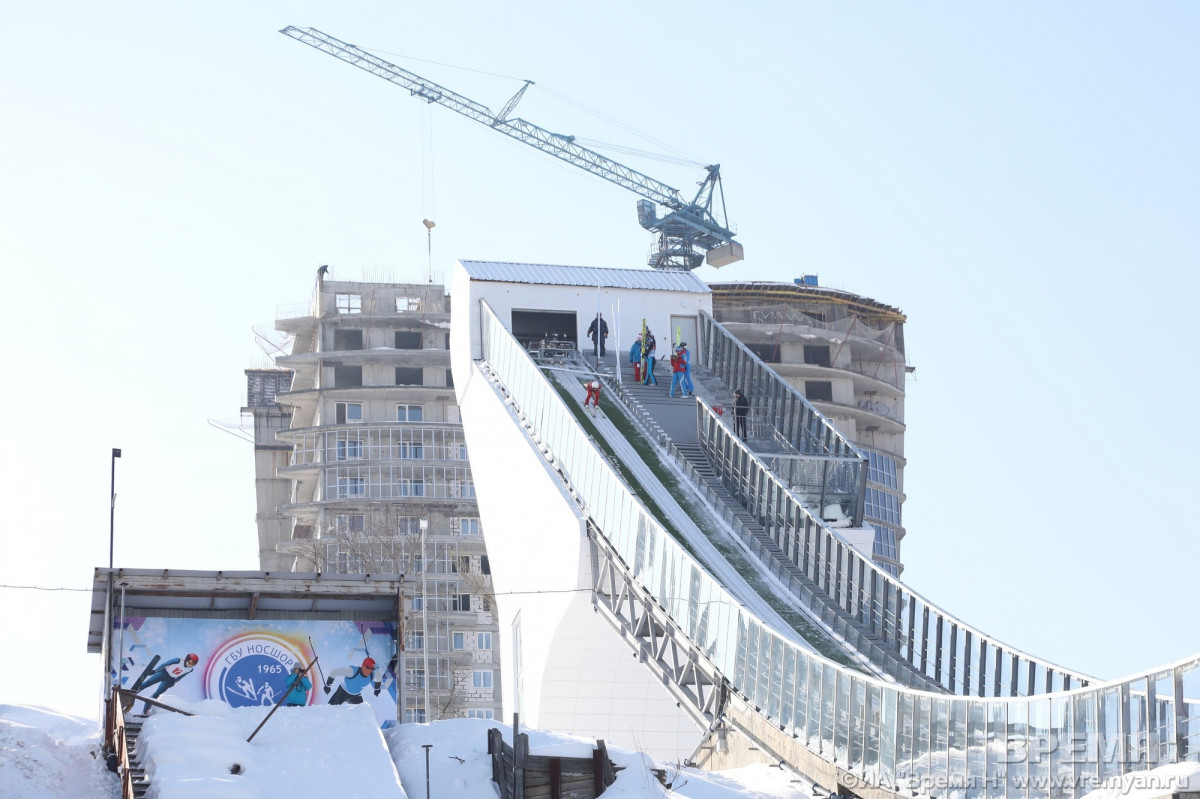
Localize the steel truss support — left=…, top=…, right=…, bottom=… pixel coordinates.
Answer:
left=586, top=524, right=727, bottom=728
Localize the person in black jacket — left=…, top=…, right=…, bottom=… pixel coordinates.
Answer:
left=734, top=389, right=749, bottom=439
left=586, top=313, right=609, bottom=356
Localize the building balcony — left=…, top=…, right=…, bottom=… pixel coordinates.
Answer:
left=281, top=464, right=480, bottom=509
left=812, top=398, right=905, bottom=436
left=278, top=347, right=451, bottom=369
left=278, top=423, right=470, bottom=468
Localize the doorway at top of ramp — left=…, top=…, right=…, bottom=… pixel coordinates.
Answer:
left=511, top=309, right=578, bottom=352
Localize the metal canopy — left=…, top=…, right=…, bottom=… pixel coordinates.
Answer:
left=88, top=568, right=406, bottom=654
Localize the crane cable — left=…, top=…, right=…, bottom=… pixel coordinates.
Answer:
left=421, top=102, right=436, bottom=283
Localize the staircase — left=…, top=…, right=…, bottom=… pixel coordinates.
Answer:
left=122, top=716, right=150, bottom=798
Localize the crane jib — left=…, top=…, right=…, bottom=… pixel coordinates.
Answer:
left=281, top=25, right=742, bottom=270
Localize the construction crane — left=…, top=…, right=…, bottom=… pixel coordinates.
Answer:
left=280, top=26, right=743, bottom=271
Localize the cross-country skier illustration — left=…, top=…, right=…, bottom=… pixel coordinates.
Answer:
left=130, top=653, right=199, bottom=715
left=324, top=656, right=381, bottom=705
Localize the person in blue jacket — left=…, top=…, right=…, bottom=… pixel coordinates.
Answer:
left=641, top=329, right=658, bottom=386
left=679, top=342, right=694, bottom=397
left=283, top=661, right=312, bottom=706
left=324, top=657, right=381, bottom=705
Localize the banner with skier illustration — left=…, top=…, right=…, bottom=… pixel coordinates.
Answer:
left=110, top=616, right=399, bottom=726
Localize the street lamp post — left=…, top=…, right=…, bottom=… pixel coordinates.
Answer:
left=109, top=448, right=121, bottom=568
left=105, top=448, right=122, bottom=706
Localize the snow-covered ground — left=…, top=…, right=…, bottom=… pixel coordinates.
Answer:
left=6, top=700, right=1197, bottom=799
left=0, top=700, right=812, bottom=798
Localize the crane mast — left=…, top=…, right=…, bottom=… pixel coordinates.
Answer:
left=281, top=26, right=743, bottom=271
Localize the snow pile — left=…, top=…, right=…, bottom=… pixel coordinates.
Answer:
left=136, top=699, right=404, bottom=798
left=386, top=717, right=813, bottom=799
left=0, top=705, right=118, bottom=799
left=1, top=699, right=836, bottom=798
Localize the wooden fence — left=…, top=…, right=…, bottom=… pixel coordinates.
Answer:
left=488, top=715, right=619, bottom=799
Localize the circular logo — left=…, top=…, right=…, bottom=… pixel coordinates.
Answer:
left=206, top=633, right=306, bottom=708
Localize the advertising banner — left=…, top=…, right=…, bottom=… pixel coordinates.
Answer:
left=112, top=616, right=399, bottom=726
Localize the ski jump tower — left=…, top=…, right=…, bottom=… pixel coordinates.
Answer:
left=450, top=260, right=1198, bottom=799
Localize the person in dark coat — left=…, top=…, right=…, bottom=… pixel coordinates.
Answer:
left=733, top=388, right=749, bottom=439
left=586, top=313, right=609, bottom=356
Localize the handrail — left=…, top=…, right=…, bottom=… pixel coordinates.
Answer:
left=104, top=689, right=135, bottom=799
left=474, top=298, right=1200, bottom=799
left=697, top=397, right=1094, bottom=696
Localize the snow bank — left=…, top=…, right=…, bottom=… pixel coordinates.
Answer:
left=137, top=699, right=405, bottom=798
left=0, top=704, right=118, bottom=799
left=3, top=701, right=814, bottom=798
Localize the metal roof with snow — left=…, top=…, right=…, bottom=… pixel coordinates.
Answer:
left=87, top=568, right=404, bottom=653
left=459, top=260, right=711, bottom=294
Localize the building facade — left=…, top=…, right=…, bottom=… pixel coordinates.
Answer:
left=247, top=276, right=501, bottom=723
left=710, top=277, right=910, bottom=574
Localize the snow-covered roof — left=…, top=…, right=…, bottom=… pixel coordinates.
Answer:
left=459, top=260, right=711, bottom=294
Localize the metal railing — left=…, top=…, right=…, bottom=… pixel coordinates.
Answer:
left=698, top=310, right=867, bottom=523
left=698, top=397, right=1096, bottom=698
left=475, top=299, right=1200, bottom=799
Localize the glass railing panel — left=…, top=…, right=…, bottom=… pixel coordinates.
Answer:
left=819, top=663, right=837, bottom=758
left=913, top=695, right=933, bottom=787
left=931, top=698, right=950, bottom=797
left=1128, top=678, right=1149, bottom=769
left=878, top=686, right=897, bottom=785
left=986, top=702, right=1006, bottom=799
left=1098, top=686, right=1122, bottom=779
left=834, top=670, right=852, bottom=766
left=779, top=645, right=795, bottom=731
left=1050, top=694, right=1072, bottom=799
left=1028, top=697, right=1052, bottom=799
left=1072, top=691, right=1098, bottom=798
left=966, top=701, right=987, bottom=799
left=1153, top=670, right=1176, bottom=765
left=849, top=678, right=867, bottom=770
left=1181, top=660, right=1200, bottom=763
left=949, top=699, right=968, bottom=798
left=1006, top=700, right=1029, bottom=799
left=765, top=635, right=783, bottom=722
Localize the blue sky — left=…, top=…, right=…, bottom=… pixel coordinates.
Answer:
left=1, top=3, right=1196, bottom=714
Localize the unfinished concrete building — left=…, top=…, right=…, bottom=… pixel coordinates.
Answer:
left=248, top=275, right=500, bottom=723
